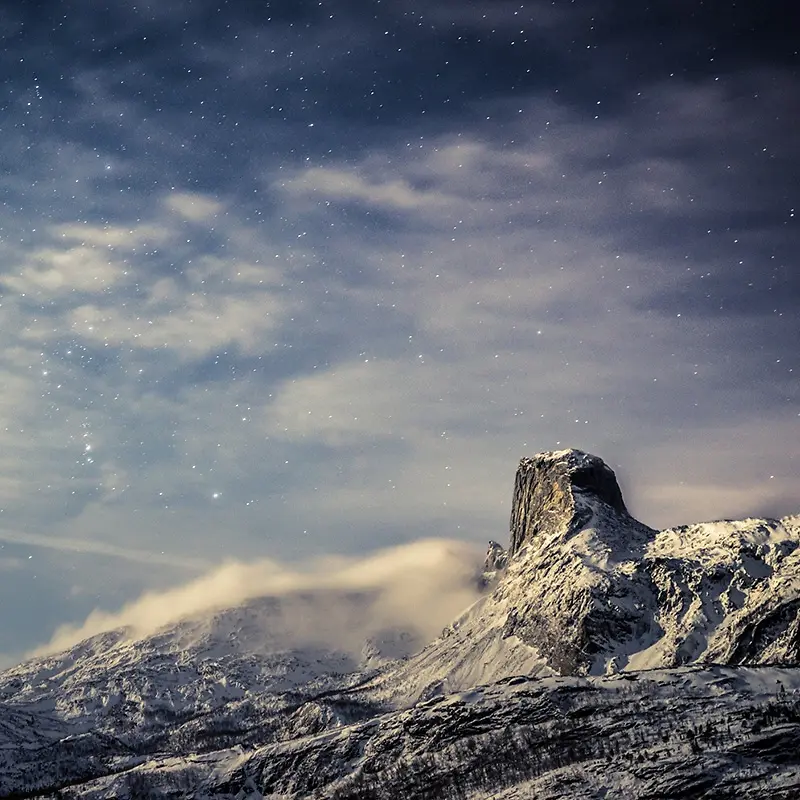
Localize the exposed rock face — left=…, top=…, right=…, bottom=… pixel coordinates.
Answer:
left=483, top=540, right=508, bottom=573
left=498, top=449, right=658, bottom=674
left=478, top=541, right=509, bottom=590
left=509, top=449, right=628, bottom=556
left=645, top=516, right=800, bottom=668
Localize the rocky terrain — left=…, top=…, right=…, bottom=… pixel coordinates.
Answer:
left=1, top=448, right=799, bottom=799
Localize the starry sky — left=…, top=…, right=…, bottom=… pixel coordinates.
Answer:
left=0, top=0, right=797, bottom=662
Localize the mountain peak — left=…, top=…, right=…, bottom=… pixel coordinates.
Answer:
left=508, top=448, right=628, bottom=556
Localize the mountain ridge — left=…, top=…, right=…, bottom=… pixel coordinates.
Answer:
left=375, top=451, right=800, bottom=700
left=1, top=447, right=799, bottom=799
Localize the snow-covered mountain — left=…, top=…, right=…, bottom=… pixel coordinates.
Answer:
left=2, top=448, right=799, bottom=799
left=367, top=450, right=800, bottom=705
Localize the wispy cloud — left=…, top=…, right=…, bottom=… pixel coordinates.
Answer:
left=33, top=538, right=483, bottom=658
left=165, top=191, right=225, bottom=222
left=53, top=222, right=172, bottom=249
left=0, top=528, right=211, bottom=570
left=3, top=246, right=121, bottom=295
left=68, top=291, right=282, bottom=356
left=278, top=166, right=454, bottom=212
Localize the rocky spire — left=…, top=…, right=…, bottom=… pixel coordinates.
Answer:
left=483, top=540, right=508, bottom=573
left=508, top=448, right=629, bottom=556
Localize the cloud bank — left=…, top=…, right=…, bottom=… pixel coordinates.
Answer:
left=34, top=538, right=485, bottom=659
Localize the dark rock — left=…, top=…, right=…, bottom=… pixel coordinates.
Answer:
left=478, top=541, right=509, bottom=589
left=509, top=448, right=629, bottom=556
left=483, top=541, right=508, bottom=573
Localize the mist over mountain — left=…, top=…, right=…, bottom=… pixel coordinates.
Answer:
left=2, top=449, right=799, bottom=799
left=30, top=539, right=484, bottom=660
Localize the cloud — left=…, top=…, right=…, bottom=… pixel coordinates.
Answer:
left=0, top=358, right=50, bottom=507
left=277, top=167, right=453, bottom=212
left=68, top=291, right=282, bottom=357
left=266, top=358, right=437, bottom=444
left=53, top=222, right=171, bottom=249
left=165, top=191, right=225, bottom=222
left=626, top=415, right=800, bottom=527
left=33, top=538, right=484, bottom=658
left=2, top=193, right=287, bottom=361
left=1, top=244, right=123, bottom=296
left=257, top=85, right=799, bottom=538
left=0, top=527, right=210, bottom=570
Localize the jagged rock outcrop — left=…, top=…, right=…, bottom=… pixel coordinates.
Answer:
left=478, top=540, right=508, bottom=588
left=642, top=515, right=800, bottom=668
left=373, top=449, right=662, bottom=696
left=509, top=449, right=629, bottom=556
left=483, top=540, right=508, bottom=572
left=500, top=449, right=659, bottom=674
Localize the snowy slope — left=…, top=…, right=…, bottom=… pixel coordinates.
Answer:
left=0, top=594, right=368, bottom=729
left=49, top=665, right=800, bottom=800
left=0, top=592, right=391, bottom=797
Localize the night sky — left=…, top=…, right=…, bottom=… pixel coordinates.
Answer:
left=0, top=1, right=797, bottom=663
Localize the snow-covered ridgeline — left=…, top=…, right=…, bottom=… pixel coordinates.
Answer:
left=0, top=448, right=798, bottom=799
